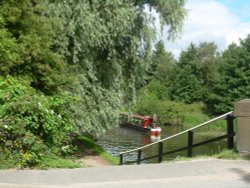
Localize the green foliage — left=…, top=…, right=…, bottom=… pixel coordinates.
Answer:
left=147, top=0, right=187, bottom=40
left=75, top=135, right=119, bottom=165
left=207, top=35, right=250, bottom=114
left=134, top=81, right=208, bottom=127
left=76, top=136, right=104, bottom=155
left=0, top=0, right=69, bottom=95
left=169, top=149, right=240, bottom=162
left=146, top=41, right=176, bottom=84
left=170, top=42, right=220, bottom=104
left=170, top=65, right=204, bottom=103
left=0, top=16, right=20, bottom=74
left=47, top=0, right=186, bottom=135
left=214, top=149, right=239, bottom=160
left=134, top=36, right=250, bottom=129
left=37, top=155, right=80, bottom=169
left=0, top=0, right=187, bottom=168
left=48, top=1, right=147, bottom=135
left=0, top=76, right=74, bottom=167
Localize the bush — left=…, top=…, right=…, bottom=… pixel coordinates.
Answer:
left=0, top=76, right=75, bottom=167
left=134, top=87, right=209, bottom=127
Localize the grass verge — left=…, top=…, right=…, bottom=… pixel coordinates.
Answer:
left=76, top=135, right=119, bottom=165
left=168, top=149, right=244, bottom=163
left=0, top=135, right=118, bottom=169
left=0, top=153, right=81, bottom=170
left=37, top=155, right=81, bottom=169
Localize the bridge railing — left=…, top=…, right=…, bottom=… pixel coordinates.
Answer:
left=119, top=111, right=235, bottom=165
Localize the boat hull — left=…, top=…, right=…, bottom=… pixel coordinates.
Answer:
left=120, top=122, right=151, bottom=132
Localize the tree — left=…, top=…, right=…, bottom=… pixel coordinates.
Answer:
left=0, top=0, right=74, bottom=167
left=0, top=0, right=69, bottom=95
left=207, top=35, right=250, bottom=114
left=47, top=0, right=187, bottom=135
left=146, top=40, right=176, bottom=85
left=154, top=48, right=176, bottom=86
left=169, top=42, right=220, bottom=104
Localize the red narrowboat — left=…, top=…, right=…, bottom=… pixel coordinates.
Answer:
left=119, top=112, right=161, bottom=137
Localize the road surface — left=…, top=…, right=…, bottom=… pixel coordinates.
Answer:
left=0, top=159, right=250, bottom=188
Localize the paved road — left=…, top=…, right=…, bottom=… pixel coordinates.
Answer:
left=0, top=159, right=250, bottom=188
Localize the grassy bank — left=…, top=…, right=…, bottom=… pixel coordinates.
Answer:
left=168, top=149, right=247, bottom=163
left=0, top=152, right=81, bottom=169
left=76, top=136, right=119, bottom=165
left=0, top=135, right=118, bottom=169
left=134, top=99, right=228, bottom=131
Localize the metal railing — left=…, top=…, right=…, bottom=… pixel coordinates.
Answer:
left=119, top=111, right=235, bottom=165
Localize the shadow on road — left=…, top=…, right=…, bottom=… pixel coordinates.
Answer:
left=231, top=168, right=250, bottom=183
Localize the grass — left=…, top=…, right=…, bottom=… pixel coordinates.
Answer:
left=168, top=149, right=244, bottom=163
left=215, top=149, right=240, bottom=159
left=37, top=155, right=81, bottom=169
left=76, top=136, right=104, bottom=154
left=0, top=152, right=81, bottom=169
left=0, top=135, right=118, bottom=169
left=181, top=103, right=209, bottom=129
left=76, top=135, right=119, bottom=165
left=0, top=155, right=20, bottom=169
left=178, top=103, right=233, bottom=132
left=100, top=152, right=119, bottom=165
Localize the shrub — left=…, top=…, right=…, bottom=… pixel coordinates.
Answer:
left=0, top=76, right=74, bottom=167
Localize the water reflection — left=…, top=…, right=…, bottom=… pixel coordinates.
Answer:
left=97, top=126, right=150, bottom=156
left=97, top=125, right=227, bottom=163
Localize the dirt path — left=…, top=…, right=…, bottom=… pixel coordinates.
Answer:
left=78, top=155, right=113, bottom=167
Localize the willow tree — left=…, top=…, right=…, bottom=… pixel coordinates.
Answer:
left=47, top=0, right=187, bottom=136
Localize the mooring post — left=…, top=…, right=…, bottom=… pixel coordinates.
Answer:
left=137, top=149, right=142, bottom=164
left=226, top=114, right=234, bottom=150
left=119, top=154, right=123, bottom=165
left=158, top=142, right=163, bottom=163
left=187, top=131, right=194, bottom=157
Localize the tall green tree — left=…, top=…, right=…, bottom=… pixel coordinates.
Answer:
left=146, top=40, right=176, bottom=86
left=207, top=35, right=250, bottom=114
left=170, top=42, right=220, bottom=104
left=0, top=0, right=69, bottom=94
left=154, top=50, right=176, bottom=86
left=47, top=0, right=187, bottom=135
left=0, top=0, right=74, bottom=167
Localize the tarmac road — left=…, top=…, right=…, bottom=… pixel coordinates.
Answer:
left=0, top=159, right=250, bottom=188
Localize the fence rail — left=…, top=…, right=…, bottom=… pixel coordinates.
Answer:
left=119, top=111, right=235, bottom=165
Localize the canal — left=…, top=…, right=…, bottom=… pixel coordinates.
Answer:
left=97, top=124, right=227, bottom=163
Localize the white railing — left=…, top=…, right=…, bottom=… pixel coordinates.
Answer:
left=119, top=111, right=234, bottom=164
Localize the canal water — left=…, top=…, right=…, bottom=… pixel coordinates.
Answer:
left=97, top=125, right=227, bottom=163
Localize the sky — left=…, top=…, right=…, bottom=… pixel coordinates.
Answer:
left=162, top=0, right=250, bottom=58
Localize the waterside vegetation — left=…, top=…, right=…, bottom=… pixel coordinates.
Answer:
left=0, top=135, right=117, bottom=169
left=0, top=0, right=186, bottom=168
left=133, top=38, right=250, bottom=127
left=1, top=0, right=250, bottom=168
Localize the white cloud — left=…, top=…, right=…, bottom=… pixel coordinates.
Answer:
left=163, top=0, right=250, bottom=58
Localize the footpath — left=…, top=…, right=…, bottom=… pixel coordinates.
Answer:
left=0, top=159, right=250, bottom=188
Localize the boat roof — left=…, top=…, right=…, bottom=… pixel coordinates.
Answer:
left=119, top=112, right=151, bottom=120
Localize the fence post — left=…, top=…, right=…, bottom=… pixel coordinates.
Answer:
left=187, top=131, right=194, bottom=157
left=119, top=154, right=123, bottom=165
left=226, top=114, right=234, bottom=150
left=158, top=142, right=163, bottom=163
left=137, top=149, right=142, bottom=164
